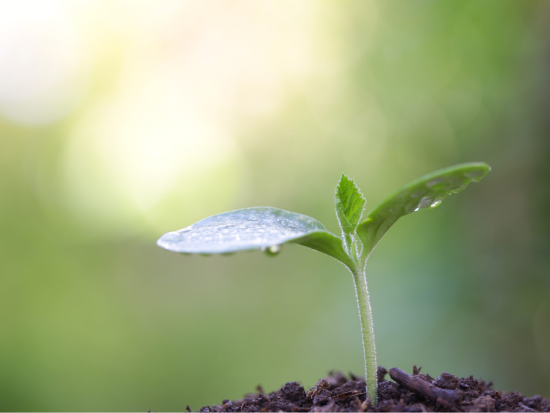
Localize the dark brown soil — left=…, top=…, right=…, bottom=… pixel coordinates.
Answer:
left=194, top=366, right=549, bottom=412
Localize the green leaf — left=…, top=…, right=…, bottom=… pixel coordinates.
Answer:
left=356, top=162, right=490, bottom=258
left=293, top=231, right=354, bottom=268
left=335, top=174, right=367, bottom=236
left=157, top=207, right=354, bottom=268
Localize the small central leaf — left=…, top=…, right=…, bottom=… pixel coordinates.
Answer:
left=335, top=174, right=366, bottom=236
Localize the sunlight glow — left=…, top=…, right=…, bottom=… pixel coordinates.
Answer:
left=59, top=1, right=327, bottom=235
left=0, top=1, right=88, bottom=124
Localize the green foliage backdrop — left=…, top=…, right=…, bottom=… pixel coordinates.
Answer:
left=1, top=1, right=549, bottom=410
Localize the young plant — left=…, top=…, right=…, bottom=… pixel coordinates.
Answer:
left=157, top=162, right=490, bottom=405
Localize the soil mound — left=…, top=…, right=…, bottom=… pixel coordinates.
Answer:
left=195, top=366, right=549, bottom=412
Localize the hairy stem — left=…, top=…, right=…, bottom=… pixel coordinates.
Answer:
left=351, top=264, right=377, bottom=405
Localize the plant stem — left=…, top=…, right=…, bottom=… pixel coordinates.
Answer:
left=351, top=264, right=377, bottom=405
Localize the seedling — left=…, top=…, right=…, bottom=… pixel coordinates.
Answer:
left=157, top=162, right=490, bottom=404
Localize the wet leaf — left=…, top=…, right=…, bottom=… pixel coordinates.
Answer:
left=356, top=162, right=490, bottom=258
left=157, top=207, right=353, bottom=267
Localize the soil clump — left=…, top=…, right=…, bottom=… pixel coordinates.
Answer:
left=195, top=366, right=549, bottom=412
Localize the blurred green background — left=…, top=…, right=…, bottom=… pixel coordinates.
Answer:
left=1, top=0, right=549, bottom=410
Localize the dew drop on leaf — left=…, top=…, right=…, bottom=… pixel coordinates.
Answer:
left=466, top=169, right=486, bottom=182
left=262, top=244, right=282, bottom=257
left=430, top=200, right=442, bottom=208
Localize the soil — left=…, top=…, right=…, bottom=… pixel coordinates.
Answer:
left=193, top=366, right=550, bottom=412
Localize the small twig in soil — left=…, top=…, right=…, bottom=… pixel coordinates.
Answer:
left=389, top=367, right=463, bottom=411
left=332, top=390, right=365, bottom=400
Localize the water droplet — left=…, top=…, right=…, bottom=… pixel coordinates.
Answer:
left=405, top=204, right=417, bottom=214
left=426, top=177, right=445, bottom=188
left=262, top=244, right=282, bottom=257
left=466, top=170, right=485, bottom=182
left=414, top=207, right=419, bottom=212
left=450, top=182, right=469, bottom=193
left=430, top=200, right=442, bottom=208
left=418, top=196, right=435, bottom=209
